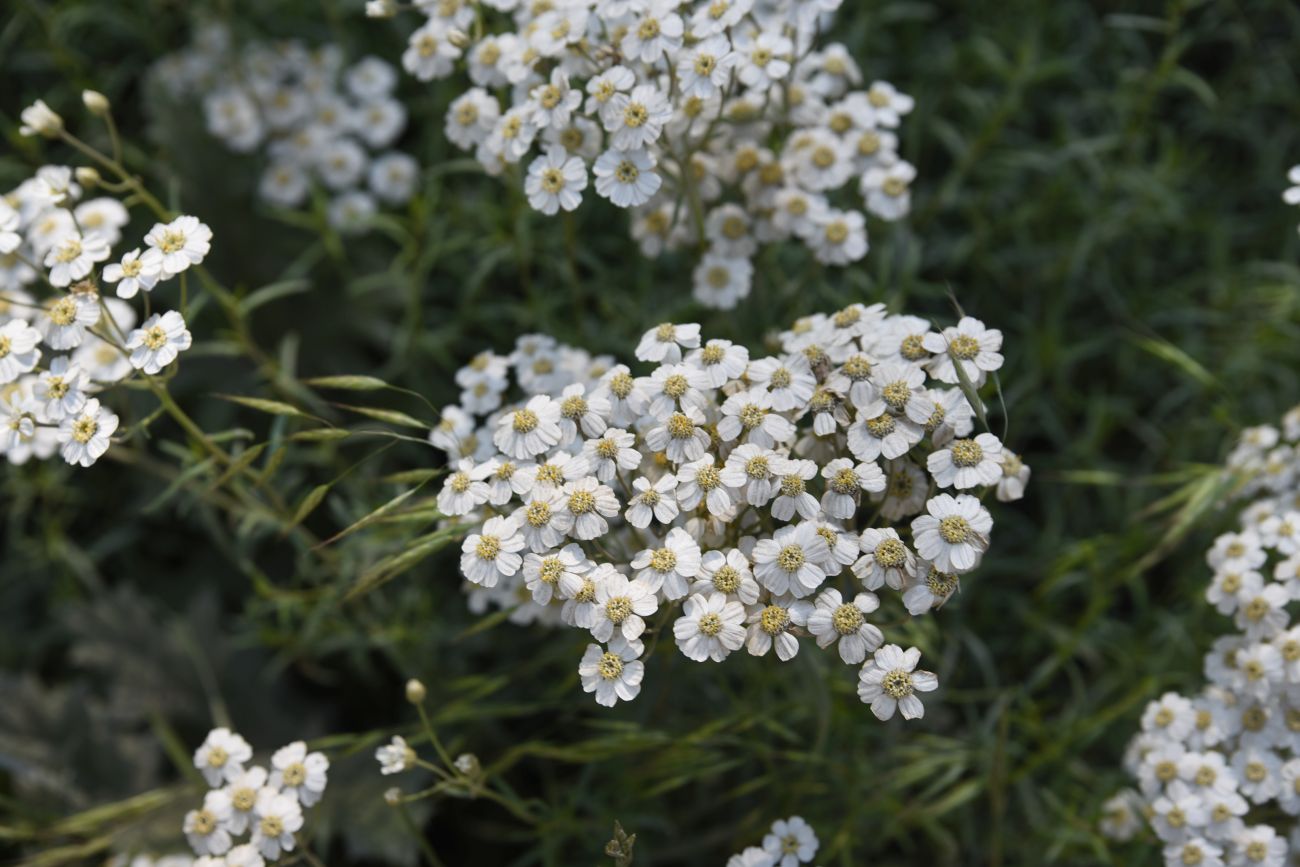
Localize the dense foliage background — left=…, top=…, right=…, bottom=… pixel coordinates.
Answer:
left=5, top=0, right=1300, bottom=864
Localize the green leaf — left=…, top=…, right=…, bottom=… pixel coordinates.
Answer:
left=238, top=278, right=311, bottom=316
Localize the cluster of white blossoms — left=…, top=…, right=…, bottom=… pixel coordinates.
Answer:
left=179, top=728, right=328, bottom=866
left=1284, top=166, right=1300, bottom=235
left=1104, top=405, right=1300, bottom=867
left=726, top=815, right=819, bottom=867
left=151, top=24, right=419, bottom=234
left=372, top=0, right=916, bottom=308
left=2, top=147, right=201, bottom=467
left=428, top=305, right=1028, bottom=712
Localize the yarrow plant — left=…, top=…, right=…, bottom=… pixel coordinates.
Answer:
left=177, top=727, right=328, bottom=865
left=428, top=304, right=1027, bottom=713
left=4, top=99, right=210, bottom=468
left=151, top=24, right=419, bottom=234
left=726, top=815, right=819, bottom=867
left=372, top=0, right=917, bottom=308
left=1105, top=404, right=1300, bottom=867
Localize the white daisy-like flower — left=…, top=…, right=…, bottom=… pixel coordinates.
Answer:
left=806, top=208, right=868, bottom=265
left=745, top=594, right=812, bottom=661
left=749, top=354, right=816, bottom=412
left=183, top=790, right=233, bottom=856
left=685, top=338, right=749, bottom=388
left=528, top=69, right=582, bottom=129
left=864, top=80, right=915, bottom=127
left=636, top=322, right=701, bottom=364
left=928, top=432, right=1004, bottom=490
left=911, top=493, right=992, bottom=573
left=556, top=476, right=620, bottom=540
left=56, top=397, right=118, bottom=468
left=0, top=319, right=42, bottom=384
left=578, top=641, right=644, bottom=707
left=584, top=65, right=636, bottom=119
left=524, top=147, right=587, bottom=215
left=269, top=740, right=329, bottom=807
left=33, top=356, right=87, bottom=421
left=854, top=527, right=917, bottom=591
left=224, top=844, right=266, bottom=867
left=125, top=310, right=193, bottom=375
left=923, top=316, right=1004, bottom=387
left=677, top=35, right=737, bottom=99
left=674, top=592, right=747, bottom=662
left=995, top=449, right=1031, bottom=502
left=717, top=389, right=795, bottom=448
left=103, top=247, right=164, bottom=299
left=591, top=572, right=658, bottom=643
left=770, top=458, right=821, bottom=521
left=44, top=231, right=109, bottom=288
left=752, top=522, right=830, bottom=597
left=437, top=457, right=493, bottom=516
left=819, top=457, right=886, bottom=519
left=901, top=564, right=960, bottom=615
left=645, top=404, right=711, bottom=463
left=692, top=549, right=761, bottom=604
left=621, top=1, right=684, bottom=63
left=857, top=643, right=938, bottom=720
left=607, top=84, right=671, bottom=151
left=721, top=443, right=786, bottom=507
left=251, top=789, right=303, bottom=860
left=624, top=474, right=680, bottom=528
left=630, top=527, right=703, bottom=599
left=494, top=395, right=562, bottom=459
left=676, top=455, right=735, bottom=516
left=806, top=587, right=882, bottom=664
left=460, top=515, right=525, bottom=587
left=593, top=148, right=662, bottom=208
left=19, top=99, right=63, bottom=137
left=39, top=292, right=100, bottom=351
left=376, top=735, right=415, bottom=774
left=734, top=29, right=793, bottom=89
left=144, top=215, right=212, bottom=280
left=193, top=727, right=254, bottom=787
left=692, top=253, right=753, bottom=309
left=761, top=815, right=819, bottom=867
left=523, top=543, right=591, bottom=605
left=861, top=160, right=916, bottom=221
left=221, top=765, right=271, bottom=835
left=583, top=427, right=641, bottom=482
left=402, top=19, right=461, bottom=81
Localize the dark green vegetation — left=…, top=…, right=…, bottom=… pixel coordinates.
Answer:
left=4, top=0, right=1300, bottom=864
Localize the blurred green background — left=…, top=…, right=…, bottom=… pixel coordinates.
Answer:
left=4, top=0, right=1300, bottom=864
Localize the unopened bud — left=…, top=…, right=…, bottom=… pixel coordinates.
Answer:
left=383, top=787, right=402, bottom=806
left=82, top=90, right=111, bottom=117
left=74, top=167, right=101, bottom=188
left=365, top=0, right=397, bottom=17
left=448, top=28, right=470, bottom=49
left=453, top=753, right=479, bottom=776
left=19, top=100, right=63, bottom=138
left=405, top=678, right=427, bottom=704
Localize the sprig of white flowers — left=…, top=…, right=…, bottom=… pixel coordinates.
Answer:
left=374, top=0, right=917, bottom=308
left=726, top=815, right=819, bottom=867
left=175, top=728, right=328, bottom=866
left=1105, top=404, right=1300, bottom=867
left=429, top=305, right=1027, bottom=714
left=5, top=104, right=206, bottom=468
left=151, top=25, right=419, bottom=234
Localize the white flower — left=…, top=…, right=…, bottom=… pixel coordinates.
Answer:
left=144, top=216, right=212, bottom=280
left=772, top=458, right=821, bottom=521
left=585, top=65, right=636, bottom=119
left=39, top=293, right=100, bottom=350
left=460, top=515, right=525, bottom=587
left=902, top=564, right=959, bottom=615
left=44, top=231, right=110, bottom=288
left=928, top=433, right=1003, bottom=490
left=721, top=443, right=786, bottom=507
left=735, top=30, right=793, bottom=89
left=674, top=592, right=747, bottom=662
left=853, top=527, right=916, bottom=591
left=578, top=641, right=644, bottom=707
left=584, top=428, right=641, bottom=482
left=402, top=20, right=461, bottom=81
left=857, top=644, right=938, bottom=720
left=645, top=404, right=711, bottom=463
left=631, top=527, right=702, bottom=599
left=819, top=457, right=885, bottom=519
left=556, top=476, right=621, bottom=540
left=193, top=727, right=254, bottom=786
left=677, top=35, right=737, bottom=98
left=807, top=208, right=868, bottom=264
left=621, top=2, right=683, bottom=63
left=806, top=587, right=882, bottom=663
left=0, top=319, right=42, bottom=384
left=636, top=322, right=701, bottom=364
left=438, top=457, right=492, bottom=516
left=762, top=815, right=818, bottom=867
left=692, top=252, right=754, bottom=309
left=446, top=88, right=500, bottom=149
left=224, top=844, right=266, bottom=867
left=523, top=543, right=590, bottom=604
left=923, top=316, right=1004, bottom=387
left=861, top=160, right=916, bottom=221
left=995, top=449, right=1031, bottom=502
left=556, top=382, right=609, bottom=440
left=752, top=522, right=830, bottom=597
left=594, top=148, right=662, bottom=208
left=73, top=198, right=129, bottom=245
left=222, top=765, right=270, bottom=835
left=864, top=81, right=915, bottom=127
left=1232, top=825, right=1286, bottom=867
left=494, top=395, right=562, bottom=458
left=19, top=100, right=63, bottom=137
left=911, top=494, right=992, bottom=573
left=692, top=549, right=761, bottom=604
left=184, top=790, right=233, bottom=856
left=744, top=594, right=812, bottom=661
left=369, top=152, right=420, bottom=205
left=748, top=354, right=816, bottom=412
left=33, top=356, right=87, bottom=421
left=251, top=789, right=303, bottom=860
left=592, top=572, right=658, bottom=642
left=625, top=474, right=680, bottom=528
left=126, top=311, right=193, bottom=375
left=376, top=735, right=415, bottom=774
left=525, top=147, right=587, bottom=215
left=607, top=84, right=671, bottom=151
left=528, top=70, right=582, bottom=129
left=269, top=740, right=329, bottom=807
left=103, top=247, right=164, bottom=298
left=685, top=338, right=748, bottom=388
left=676, top=455, right=735, bottom=516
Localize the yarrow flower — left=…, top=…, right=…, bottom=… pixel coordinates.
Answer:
left=429, top=305, right=1025, bottom=712
left=1106, top=406, right=1300, bottom=865
left=379, top=0, right=920, bottom=308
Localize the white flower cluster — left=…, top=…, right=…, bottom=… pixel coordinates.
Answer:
left=428, top=306, right=1027, bottom=712
left=726, top=815, right=818, bottom=867
left=151, top=24, right=419, bottom=234
left=1284, top=166, right=1300, bottom=235
left=2, top=158, right=201, bottom=467
left=180, top=728, right=328, bottom=866
left=379, top=0, right=916, bottom=308
left=1107, top=405, right=1300, bottom=867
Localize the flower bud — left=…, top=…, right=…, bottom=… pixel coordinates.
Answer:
left=405, top=678, right=426, bottom=704
left=82, top=90, right=111, bottom=117
left=365, top=0, right=397, bottom=17
left=448, top=28, right=470, bottom=48
left=74, top=167, right=101, bottom=188
left=453, top=753, right=479, bottom=776
left=19, top=100, right=63, bottom=138
left=383, top=787, right=402, bottom=806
